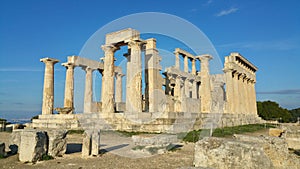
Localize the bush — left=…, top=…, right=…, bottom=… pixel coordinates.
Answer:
left=41, top=154, right=54, bottom=161
left=182, top=124, right=276, bottom=142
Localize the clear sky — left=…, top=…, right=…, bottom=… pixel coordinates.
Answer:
left=0, top=0, right=299, bottom=120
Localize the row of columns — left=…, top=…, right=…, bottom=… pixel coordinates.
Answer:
left=40, top=56, right=125, bottom=115
left=224, top=54, right=257, bottom=114
left=170, top=54, right=213, bottom=113
left=174, top=50, right=197, bottom=75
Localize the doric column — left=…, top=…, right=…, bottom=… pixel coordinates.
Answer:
left=83, top=66, right=94, bottom=113
left=115, top=73, right=124, bottom=103
left=175, top=51, right=180, bottom=69
left=192, top=80, right=197, bottom=99
left=224, top=69, right=234, bottom=113
left=126, top=40, right=143, bottom=112
left=184, top=78, right=190, bottom=98
left=145, top=38, right=163, bottom=112
left=198, top=55, right=212, bottom=113
left=184, top=56, right=188, bottom=73
left=62, top=62, right=75, bottom=113
left=101, top=44, right=118, bottom=115
left=243, top=77, right=250, bottom=114
left=238, top=74, right=246, bottom=113
left=174, top=75, right=182, bottom=112
left=250, top=81, right=257, bottom=114
left=174, top=76, right=181, bottom=98
left=40, top=58, right=59, bottom=115
left=232, top=72, right=240, bottom=113
left=191, top=59, right=196, bottom=75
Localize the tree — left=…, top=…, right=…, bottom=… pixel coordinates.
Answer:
left=257, top=101, right=292, bottom=122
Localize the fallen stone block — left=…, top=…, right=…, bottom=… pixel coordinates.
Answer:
left=194, top=137, right=274, bottom=169
left=234, top=134, right=300, bottom=169
left=132, top=134, right=177, bottom=146
left=269, top=128, right=284, bottom=137
left=47, top=130, right=68, bottom=157
left=19, top=130, right=48, bottom=163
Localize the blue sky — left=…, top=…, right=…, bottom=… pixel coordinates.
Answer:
left=0, top=0, right=299, bottom=120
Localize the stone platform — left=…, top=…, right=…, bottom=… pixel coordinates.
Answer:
left=32, top=112, right=263, bottom=133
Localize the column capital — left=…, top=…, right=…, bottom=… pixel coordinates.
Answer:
left=115, top=72, right=125, bottom=77
left=101, top=44, right=119, bottom=53
left=196, top=54, right=213, bottom=61
left=82, top=66, right=94, bottom=72
left=62, top=62, right=75, bottom=69
left=128, top=40, right=145, bottom=48
left=40, top=57, right=59, bottom=64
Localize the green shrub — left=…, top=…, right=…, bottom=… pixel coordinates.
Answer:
left=41, top=154, right=54, bottom=161
left=182, top=124, right=276, bottom=142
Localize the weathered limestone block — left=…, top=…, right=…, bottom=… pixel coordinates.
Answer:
left=47, top=130, right=68, bottom=157
left=9, top=129, right=22, bottom=154
left=269, top=128, right=284, bottom=137
left=234, top=134, right=300, bottom=169
left=19, top=130, right=48, bottom=163
left=194, top=137, right=274, bottom=169
left=82, top=130, right=92, bottom=157
left=91, top=130, right=100, bottom=156
left=132, top=134, right=177, bottom=146
left=0, top=142, right=5, bottom=157
left=82, top=130, right=100, bottom=157
left=281, top=124, right=300, bottom=149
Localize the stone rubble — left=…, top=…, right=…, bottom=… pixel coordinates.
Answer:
left=194, top=135, right=300, bottom=169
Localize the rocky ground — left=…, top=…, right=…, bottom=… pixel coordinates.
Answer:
left=0, top=131, right=194, bottom=169
left=0, top=128, right=298, bottom=169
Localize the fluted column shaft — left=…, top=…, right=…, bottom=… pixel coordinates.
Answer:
left=184, top=56, right=188, bottom=73
left=62, top=63, right=74, bottom=113
left=233, top=72, right=240, bottom=113
left=126, top=40, right=143, bottom=112
left=101, top=45, right=118, bottom=115
left=198, top=55, right=212, bottom=113
left=224, top=69, right=234, bottom=113
left=175, top=52, right=180, bottom=69
left=191, top=59, right=196, bottom=75
left=84, top=67, right=93, bottom=113
left=115, top=73, right=124, bottom=103
left=40, top=58, right=59, bottom=115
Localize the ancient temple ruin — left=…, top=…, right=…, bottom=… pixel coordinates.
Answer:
left=32, top=28, right=262, bottom=132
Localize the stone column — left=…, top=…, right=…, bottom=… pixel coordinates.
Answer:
left=62, top=63, right=75, bottom=113
left=184, top=78, right=190, bottom=98
left=198, top=55, right=212, bottom=113
left=243, top=77, right=250, bottom=114
left=84, top=66, right=94, bottom=113
left=191, top=59, right=196, bottom=75
left=144, top=38, right=163, bottom=112
left=40, top=58, right=59, bottom=115
left=184, top=56, right=188, bottom=73
left=192, top=80, right=197, bottom=99
left=233, top=72, right=240, bottom=113
left=101, top=44, right=118, bottom=116
left=175, top=51, right=180, bottom=69
left=224, top=69, right=234, bottom=113
left=174, top=75, right=182, bottom=112
left=238, top=74, right=246, bottom=114
left=115, top=73, right=124, bottom=103
left=250, top=81, right=257, bottom=114
left=126, top=40, right=143, bottom=112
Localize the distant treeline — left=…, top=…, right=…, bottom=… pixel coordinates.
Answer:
left=257, top=101, right=300, bottom=123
